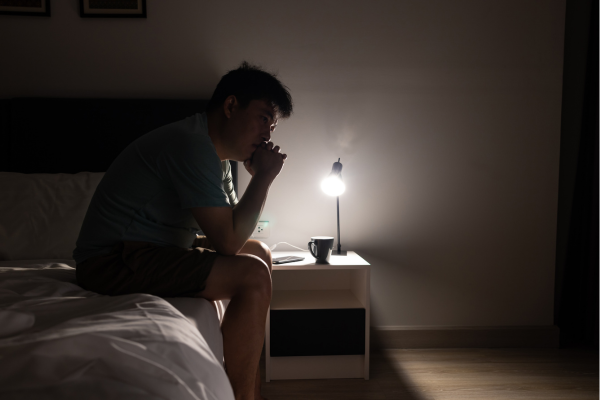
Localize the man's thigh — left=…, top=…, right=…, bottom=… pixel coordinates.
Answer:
left=195, top=236, right=271, bottom=266
left=197, top=253, right=271, bottom=301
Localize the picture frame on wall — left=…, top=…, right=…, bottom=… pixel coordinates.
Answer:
left=0, top=0, right=51, bottom=16
left=80, top=0, right=146, bottom=18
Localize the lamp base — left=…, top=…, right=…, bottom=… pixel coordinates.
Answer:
left=331, top=250, right=347, bottom=256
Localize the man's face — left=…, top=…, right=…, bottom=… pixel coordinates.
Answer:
left=225, top=98, right=278, bottom=161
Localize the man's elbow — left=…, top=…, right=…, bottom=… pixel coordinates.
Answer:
left=212, top=241, right=241, bottom=257
left=216, top=248, right=239, bottom=257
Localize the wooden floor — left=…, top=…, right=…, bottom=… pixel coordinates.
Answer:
left=261, top=348, right=599, bottom=400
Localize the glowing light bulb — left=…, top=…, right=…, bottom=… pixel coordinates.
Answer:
left=321, top=176, right=346, bottom=196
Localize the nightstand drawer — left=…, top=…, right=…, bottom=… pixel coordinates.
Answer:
left=270, top=308, right=366, bottom=357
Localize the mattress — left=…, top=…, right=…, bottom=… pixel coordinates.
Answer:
left=0, top=259, right=234, bottom=400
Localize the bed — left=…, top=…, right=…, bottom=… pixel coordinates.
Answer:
left=0, top=98, right=238, bottom=399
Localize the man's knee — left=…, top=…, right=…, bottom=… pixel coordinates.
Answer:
left=242, top=239, right=272, bottom=269
left=199, top=254, right=271, bottom=301
left=237, top=254, right=272, bottom=300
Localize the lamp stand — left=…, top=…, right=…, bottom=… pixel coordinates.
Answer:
left=333, top=195, right=347, bottom=256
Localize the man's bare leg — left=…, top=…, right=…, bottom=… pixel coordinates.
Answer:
left=197, top=252, right=271, bottom=400
left=240, top=239, right=272, bottom=273
left=239, top=240, right=272, bottom=400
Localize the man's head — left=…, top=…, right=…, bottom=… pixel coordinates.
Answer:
left=207, top=62, right=293, bottom=120
left=207, top=62, right=293, bottom=162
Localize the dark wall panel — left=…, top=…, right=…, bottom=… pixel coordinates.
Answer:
left=1, top=98, right=237, bottom=191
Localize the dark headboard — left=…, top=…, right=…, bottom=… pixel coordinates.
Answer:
left=0, top=98, right=237, bottom=190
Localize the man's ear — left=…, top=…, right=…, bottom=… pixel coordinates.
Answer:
left=223, top=95, right=237, bottom=119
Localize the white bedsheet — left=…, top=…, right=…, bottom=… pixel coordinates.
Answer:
left=0, top=259, right=234, bottom=400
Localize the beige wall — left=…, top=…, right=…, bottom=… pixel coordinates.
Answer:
left=0, top=0, right=566, bottom=327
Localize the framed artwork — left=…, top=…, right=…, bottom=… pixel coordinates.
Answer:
left=0, top=0, right=51, bottom=16
left=80, top=0, right=146, bottom=18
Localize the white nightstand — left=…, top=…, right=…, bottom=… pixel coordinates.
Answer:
left=266, top=251, right=370, bottom=381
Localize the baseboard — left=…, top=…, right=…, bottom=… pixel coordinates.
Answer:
left=371, top=325, right=560, bottom=349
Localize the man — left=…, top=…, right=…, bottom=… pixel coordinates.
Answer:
left=74, top=62, right=293, bottom=400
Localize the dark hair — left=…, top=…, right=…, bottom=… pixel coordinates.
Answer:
left=207, top=62, right=293, bottom=119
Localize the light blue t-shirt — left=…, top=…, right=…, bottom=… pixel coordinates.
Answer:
left=73, top=113, right=238, bottom=264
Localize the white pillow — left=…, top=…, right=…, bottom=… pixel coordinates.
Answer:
left=0, top=172, right=104, bottom=260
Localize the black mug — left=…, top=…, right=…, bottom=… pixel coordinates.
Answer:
left=308, top=236, right=334, bottom=263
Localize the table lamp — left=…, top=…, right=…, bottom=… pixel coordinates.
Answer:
left=321, top=158, right=347, bottom=256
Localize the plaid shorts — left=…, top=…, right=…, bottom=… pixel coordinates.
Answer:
left=76, top=237, right=218, bottom=297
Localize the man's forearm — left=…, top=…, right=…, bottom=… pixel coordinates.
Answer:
left=191, top=142, right=285, bottom=256
left=230, top=173, right=273, bottom=253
